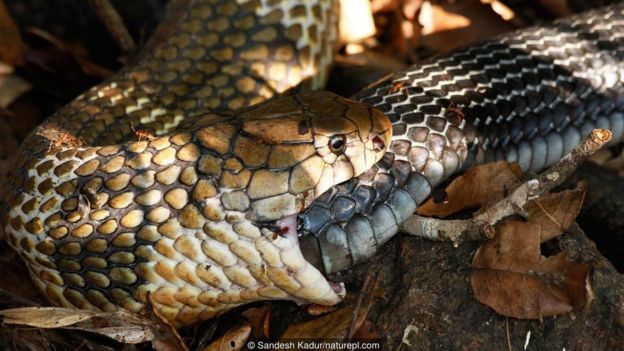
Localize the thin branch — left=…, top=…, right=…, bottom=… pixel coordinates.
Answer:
left=401, top=129, right=612, bottom=244
left=91, top=0, right=136, bottom=52
left=347, top=271, right=377, bottom=340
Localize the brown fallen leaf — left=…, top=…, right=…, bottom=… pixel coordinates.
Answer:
left=1, top=329, right=46, bottom=351
left=536, top=0, right=572, bottom=17
left=306, top=304, right=338, bottom=316
left=376, top=0, right=424, bottom=62
left=370, top=0, right=400, bottom=13
left=0, top=117, right=20, bottom=198
left=278, top=304, right=369, bottom=348
left=590, top=143, right=624, bottom=177
left=417, top=162, right=522, bottom=218
left=0, top=73, right=32, bottom=108
left=0, top=307, right=156, bottom=344
left=0, top=242, right=45, bottom=306
left=527, top=182, right=587, bottom=242
left=471, top=219, right=592, bottom=319
left=145, top=292, right=189, bottom=351
left=279, top=276, right=376, bottom=347
left=24, top=27, right=113, bottom=79
left=473, top=220, right=542, bottom=272
left=0, top=0, right=25, bottom=66
left=241, top=305, right=271, bottom=339
left=479, top=0, right=518, bottom=22
left=339, top=0, right=376, bottom=44
left=418, top=0, right=516, bottom=53
left=201, top=325, right=251, bottom=351
left=350, top=320, right=382, bottom=342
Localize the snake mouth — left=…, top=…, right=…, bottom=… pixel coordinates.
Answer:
left=270, top=215, right=346, bottom=301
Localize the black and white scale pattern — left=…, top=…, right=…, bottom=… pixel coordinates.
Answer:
left=299, top=3, right=624, bottom=274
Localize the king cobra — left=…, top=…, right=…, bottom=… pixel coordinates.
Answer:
left=3, top=0, right=624, bottom=327
left=2, top=0, right=393, bottom=327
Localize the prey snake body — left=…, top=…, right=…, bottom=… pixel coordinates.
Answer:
left=4, top=0, right=624, bottom=327
left=300, top=2, right=624, bottom=274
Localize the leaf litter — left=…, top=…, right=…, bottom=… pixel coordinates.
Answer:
left=417, top=160, right=593, bottom=319
left=0, top=0, right=606, bottom=349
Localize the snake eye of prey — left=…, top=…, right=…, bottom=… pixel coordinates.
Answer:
left=328, top=135, right=347, bottom=154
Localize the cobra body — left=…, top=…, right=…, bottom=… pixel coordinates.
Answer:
left=3, top=0, right=624, bottom=327
left=300, top=3, right=624, bottom=274
left=2, top=0, right=394, bottom=327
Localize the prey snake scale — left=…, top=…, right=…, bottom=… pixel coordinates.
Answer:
left=3, top=0, right=624, bottom=327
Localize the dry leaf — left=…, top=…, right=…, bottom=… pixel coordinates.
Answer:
left=339, top=0, right=376, bottom=43
left=0, top=73, right=32, bottom=108
left=0, top=242, right=45, bottom=306
left=307, top=304, right=338, bottom=316
left=0, top=0, right=25, bottom=66
left=279, top=279, right=376, bottom=346
left=0, top=61, right=11, bottom=75
left=473, top=220, right=542, bottom=272
left=471, top=219, right=592, bottom=319
left=279, top=304, right=368, bottom=345
left=0, top=47, right=31, bottom=109
left=419, top=0, right=515, bottom=52
left=370, top=0, right=423, bottom=61
left=527, top=182, right=587, bottom=242
left=480, top=0, right=517, bottom=21
left=145, top=293, right=189, bottom=351
left=351, top=320, right=382, bottom=342
left=201, top=325, right=251, bottom=351
left=417, top=162, right=522, bottom=218
left=24, top=27, right=113, bottom=79
left=419, top=0, right=470, bottom=35
left=536, top=0, right=572, bottom=17
left=3, top=329, right=53, bottom=351
left=0, top=307, right=156, bottom=344
left=241, top=305, right=271, bottom=339
left=371, top=0, right=399, bottom=13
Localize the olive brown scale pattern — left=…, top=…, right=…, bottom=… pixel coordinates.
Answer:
left=1, top=0, right=399, bottom=327
left=6, top=91, right=391, bottom=327
left=300, top=3, right=624, bottom=274
left=52, top=0, right=339, bottom=148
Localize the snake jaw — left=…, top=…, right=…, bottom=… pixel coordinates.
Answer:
left=273, top=215, right=346, bottom=301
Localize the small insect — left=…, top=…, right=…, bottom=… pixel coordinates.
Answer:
left=37, top=128, right=84, bottom=153
left=131, top=124, right=155, bottom=141
left=390, top=81, right=405, bottom=94
left=446, top=103, right=465, bottom=124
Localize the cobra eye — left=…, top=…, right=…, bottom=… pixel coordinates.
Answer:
left=328, top=135, right=347, bottom=154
